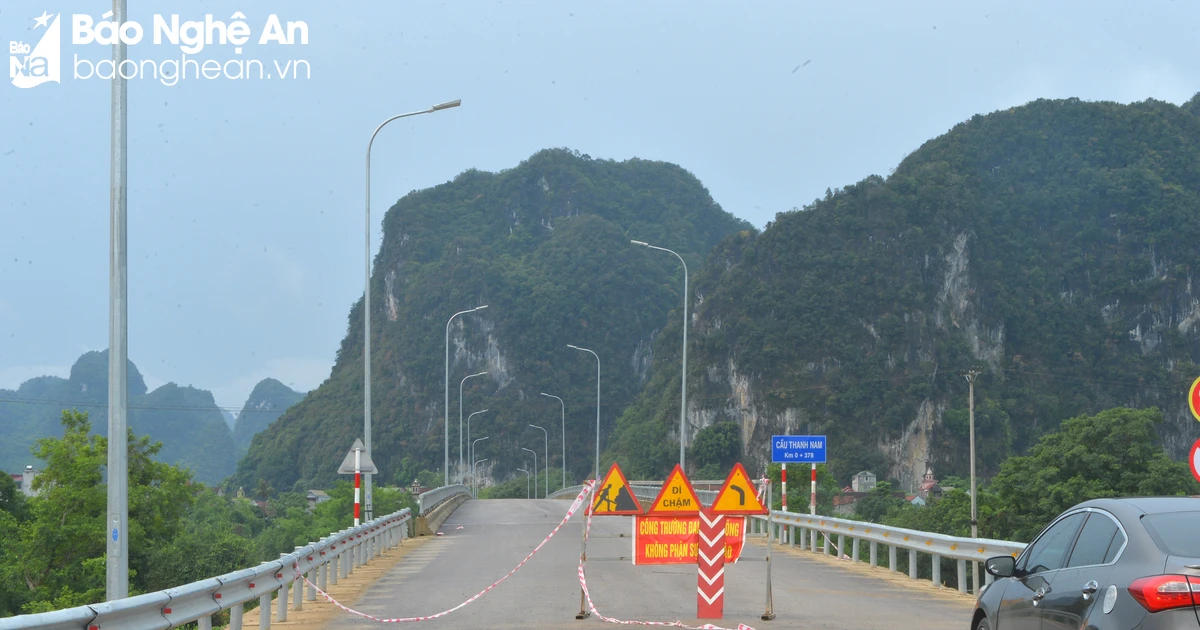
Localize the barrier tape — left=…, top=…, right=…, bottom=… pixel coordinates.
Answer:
left=298, top=483, right=593, bottom=623
left=577, top=480, right=758, bottom=630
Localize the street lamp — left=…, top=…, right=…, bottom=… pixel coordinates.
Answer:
left=568, top=344, right=601, bottom=480
left=364, top=98, right=461, bottom=518
left=459, top=371, right=488, bottom=482
left=631, top=240, right=689, bottom=471
left=522, top=447, right=538, bottom=498
left=471, top=436, right=489, bottom=496
left=963, top=368, right=983, bottom=594
left=445, top=305, right=488, bottom=484
left=516, top=467, right=531, bottom=499
left=530, top=424, right=549, bottom=497
left=466, top=409, right=490, bottom=490
left=473, top=458, right=489, bottom=498
left=540, top=393, right=566, bottom=488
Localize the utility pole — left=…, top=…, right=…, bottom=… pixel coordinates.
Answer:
left=963, top=367, right=982, bottom=595
left=106, top=0, right=130, bottom=602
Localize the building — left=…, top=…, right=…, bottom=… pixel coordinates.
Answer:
left=8, top=466, right=39, bottom=497
left=851, top=471, right=876, bottom=493
left=915, top=466, right=944, bottom=501
left=306, top=490, right=331, bottom=511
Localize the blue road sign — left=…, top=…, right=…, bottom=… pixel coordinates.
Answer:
left=771, top=435, right=827, bottom=464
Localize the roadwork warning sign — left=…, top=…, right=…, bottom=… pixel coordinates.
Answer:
left=645, top=464, right=701, bottom=516
left=590, top=462, right=643, bottom=516
left=632, top=515, right=746, bottom=565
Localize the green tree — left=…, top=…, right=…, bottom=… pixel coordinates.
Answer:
left=853, top=481, right=907, bottom=523
left=688, top=421, right=741, bottom=479
left=0, top=410, right=194, bottom=613
left=991, top=407, right=1200, bottom=541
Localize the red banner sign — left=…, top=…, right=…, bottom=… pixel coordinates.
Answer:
left=632, top=515, right=745, bottom=565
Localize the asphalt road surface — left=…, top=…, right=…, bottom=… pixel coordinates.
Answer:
left=326, top=499, right=973, bottom=629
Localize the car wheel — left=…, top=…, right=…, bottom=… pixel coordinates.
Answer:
left=974, top=615, right=991, bottom=630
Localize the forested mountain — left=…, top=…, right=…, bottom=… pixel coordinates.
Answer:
left=230, top=149, right=753, bottom=492
left=232, top=379, right=304, bottom=454
left=611, top=96, right=1200, bottom=489
left=0, top=351, right=282, bottom=484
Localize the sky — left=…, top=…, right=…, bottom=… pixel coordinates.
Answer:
left=2, top=1, right=1198, bottom=412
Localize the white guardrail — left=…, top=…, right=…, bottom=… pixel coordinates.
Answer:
left=0, top=508, right=413, bottom=630
left=628, top=483, right=1026, bottom=595
left=748, top=510, right=1027, bottom=594
left=417, top=484, right=470, bottom=516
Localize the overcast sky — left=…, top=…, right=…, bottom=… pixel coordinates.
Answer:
left=2, top=1, right=1198, bottom=411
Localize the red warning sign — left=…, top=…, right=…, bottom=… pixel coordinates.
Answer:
left=632, top=515, right=746, bottom=565
left=1189, top=439, right=1200, bottom=485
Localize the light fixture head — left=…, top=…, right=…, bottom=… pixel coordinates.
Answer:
left=432, top=99, right=462, bottom=111
left=630, top=240, right=648, bottom=246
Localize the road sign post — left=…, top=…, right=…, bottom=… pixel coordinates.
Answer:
left=772, top=435, right=826, bottom=515
left=696, top=507, right=725, bottom=618
left=338, top=438, right=378, bottom=527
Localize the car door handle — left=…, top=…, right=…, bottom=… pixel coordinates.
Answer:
left=1082, top=580, right=1099, bottom=599
left=1032, top=586, right=1051, bottom=603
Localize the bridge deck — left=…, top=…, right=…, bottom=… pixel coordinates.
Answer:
left=326, top=499, right=972, bottom=629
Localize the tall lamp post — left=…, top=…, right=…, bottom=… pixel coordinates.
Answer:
left=540, top=393, right=566, bottom=488
left=529, top=424, right=549, bottom=496
left=473, top=458, right=489, bottom=498
left=364, top=98, right=461, bottom=518
left=107, top=0, right=131, bottom=600
left=631, top=240, right=689, bottom=470
left=568, top=345, right=601, bottom=480
left=964, top=367, right=983, bottom=594
left=516, top=468, right=531, bottom=499
left=470, top=436, right=489, bottom=496
left=466, top=409, right=489, bottom=489
left=445, top=305, right=488, bottom=484
left=459, top=371, right=488, bottom=482
left=522, top=447, right=538, bottom=498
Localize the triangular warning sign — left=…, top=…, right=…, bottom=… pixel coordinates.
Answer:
left=590, top=462, right=643, bottom=515
left=711, top=463, right=767, bottom=516
left=646, top=464, right=702, bottom=515
left=337, top=438, right=379, bottom=475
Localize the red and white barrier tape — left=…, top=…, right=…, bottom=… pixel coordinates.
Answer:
left=299, top=483, right=593, bottom=623
left=577, top=480, right=758, bottom=630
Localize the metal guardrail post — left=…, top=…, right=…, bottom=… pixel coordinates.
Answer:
left=870, top=541, right=878, bottom=566
left=957, top=559, right=968, bottom=593
left=838, top=534, right=845, bottom=559
left=932, top=553, right=942, bottom=587
left=888, top=545, right=898, bottom=573
left=852, top=536, right=859, bottom=563
left=276, top=554, right=289, bottom=622
left=908, top=549, right=918, bottom=579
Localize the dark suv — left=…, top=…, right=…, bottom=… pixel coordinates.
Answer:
left=973, top=497, right=1200, bottom=629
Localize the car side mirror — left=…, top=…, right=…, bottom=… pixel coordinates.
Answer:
left=985, top=555, right=1016, bottom=578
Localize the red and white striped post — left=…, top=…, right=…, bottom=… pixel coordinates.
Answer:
left=697, top=507, right=726, bottom=618
left=354, top=449, right=362, bottom=526
left=809, top=463, right=817, bottom=515
left=780, top=464, right=787, bottom=512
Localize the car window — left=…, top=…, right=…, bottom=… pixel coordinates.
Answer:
left=1142, top=512, right=1200, bottom=557
left=1066, top=512, right=1120, bottom=567
left=1021, top=512, right=1085, bottom=575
